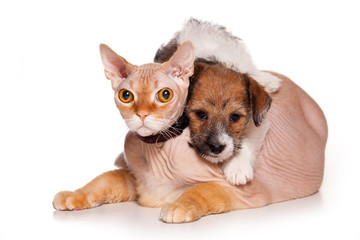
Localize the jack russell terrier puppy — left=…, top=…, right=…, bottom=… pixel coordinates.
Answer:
left=155, top=18, right=280, bottom=185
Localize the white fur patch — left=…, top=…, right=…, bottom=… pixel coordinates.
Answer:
left=203, top=126, right=234, bottom=163
left=216, top=131, right=235, bottom=159
left=223, top=152, right=254, bottom=185
left=250, top=71, right=282, bottom=94
left=175, top=18, right=281, bottom=93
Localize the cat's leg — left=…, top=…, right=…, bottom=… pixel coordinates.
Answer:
left=160, top=181, right=271, bottom=223
left=160, top=183, right=234, bottom=223
left=160, top=182, right=271, bottom=223
left=53, top=169, right=136, bottom=211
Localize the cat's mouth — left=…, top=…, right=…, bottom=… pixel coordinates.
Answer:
left=135, top=126, right=158, bottom=137
left=126, top=114, right=184, bottom=138
left=125, top=117, right=162, bottom=137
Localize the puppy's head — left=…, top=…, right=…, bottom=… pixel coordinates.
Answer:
left=187, top=62, right=271, bottom=163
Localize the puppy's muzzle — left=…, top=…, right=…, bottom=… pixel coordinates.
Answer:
left=206, top=141, right=226, bottom=154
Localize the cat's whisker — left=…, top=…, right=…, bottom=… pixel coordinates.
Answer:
left=111, top=127, right=129, bottom=144
left=168, top=126, right=182, bottom=135
left=160, top=128, right=173, bottom=140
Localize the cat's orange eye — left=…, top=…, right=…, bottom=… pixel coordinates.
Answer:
left=119, top=89, right=134, bottom=103
left=157, top=88, right=173, bottom=103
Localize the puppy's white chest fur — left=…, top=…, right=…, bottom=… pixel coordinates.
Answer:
left=223, top=119, right=270, bottom=185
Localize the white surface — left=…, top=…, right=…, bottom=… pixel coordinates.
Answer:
left=1, top=0, right=359, bottom=239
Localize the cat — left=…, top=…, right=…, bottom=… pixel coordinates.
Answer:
left=53, top=41, right=247, bottom=222
left=154, top=18, right=280, bottom=185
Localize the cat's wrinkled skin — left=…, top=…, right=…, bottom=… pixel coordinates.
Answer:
left=53, top=70, right=327, bottom=223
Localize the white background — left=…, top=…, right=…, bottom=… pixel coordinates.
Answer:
left=1, top=0, right=359, bottom=239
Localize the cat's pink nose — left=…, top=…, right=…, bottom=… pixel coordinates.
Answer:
left=137, top=111, right=149, bottom=122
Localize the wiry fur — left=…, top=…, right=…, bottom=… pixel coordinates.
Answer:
left=186, top=63, right=271, bottom=185
left=155, top=18, right=281, bottom=93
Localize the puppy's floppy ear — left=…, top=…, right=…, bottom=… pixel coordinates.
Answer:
left=161, top=41, right=195, bottom=87
left=245, top=75, right=272, bottom=127
left=99, top=44, right=135, bottom=90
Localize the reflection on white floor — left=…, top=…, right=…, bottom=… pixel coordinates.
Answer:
left=49, top=193, right=326, bottom=239
left=52, top=193, right=324, bottom=226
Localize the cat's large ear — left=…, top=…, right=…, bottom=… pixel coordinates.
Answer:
left=161, top=41, right=195, bottom=87
left=246, top=75, right=272, bottom=127
left=99, top=44, right=135, bottom=90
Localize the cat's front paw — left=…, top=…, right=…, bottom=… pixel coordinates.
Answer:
left=160, top=202, right=202, bottom=223
left=53, top=191, right=96, bottom=211
left=223, top=158, right=254, bottom=185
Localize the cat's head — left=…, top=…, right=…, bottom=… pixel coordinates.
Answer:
left=99, top=41, right=195, bottom=137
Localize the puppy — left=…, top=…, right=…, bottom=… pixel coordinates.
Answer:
left=154, top=18, right=278, bottom=185
left=186, top=61, right=271, bottom=185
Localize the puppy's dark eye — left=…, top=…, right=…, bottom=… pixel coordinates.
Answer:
left=230, top=113, right=242, bottom=123
left=195, top=110, right=208, bottom=120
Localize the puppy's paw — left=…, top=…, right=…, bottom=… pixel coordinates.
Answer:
left=53, top=191, right=96, bottom=211
left=160, top=202, right=202, bottom=223
left=223, top=158, right=254, bottom=185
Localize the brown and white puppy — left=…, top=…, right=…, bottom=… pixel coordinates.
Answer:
left=186, top=61, right=271, bottom=185
left=154, top=18, right=280, bottom=185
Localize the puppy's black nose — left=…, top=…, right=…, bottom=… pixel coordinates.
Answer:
left=208, top=143, right=226, bottom=154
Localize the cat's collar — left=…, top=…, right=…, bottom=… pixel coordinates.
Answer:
left=136, top=113, right=188, bottom=147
